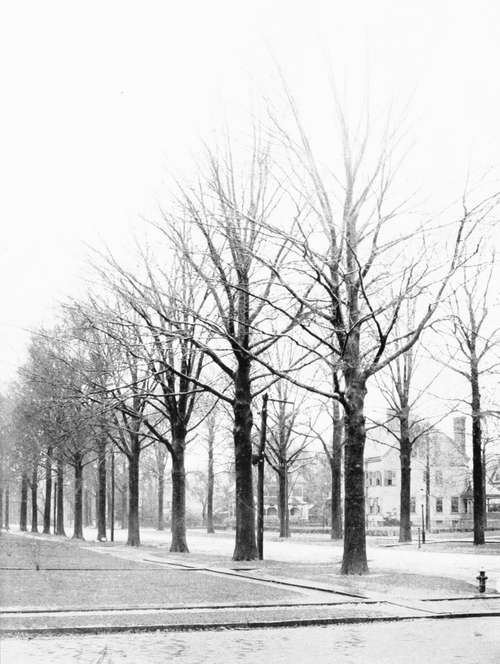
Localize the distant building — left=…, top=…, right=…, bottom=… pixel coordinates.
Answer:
left=461, top=452, right=500, bottom=529
left=263, top=475, right=312, bottom=523
left=364, top=417, right=471, bottom=531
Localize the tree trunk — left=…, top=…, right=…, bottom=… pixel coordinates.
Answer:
left=20, top=474, right=28, bottom=531
left=121, top=486, right=128, bottom=529
left=278, top=467, right=289, bottom=538
left=30, top=462, right=38, bottom=533
left=72, top=455, right=84, bottom=539
left=0, top=487, right=3, bottom=529
left=471, top=362, right=485, bottom=545
left=399, top=428, right=412, bottom=543
left=127, top=443, right=140, bottom=546
left=83, top=489, right=92, bottom=527
left=170, top=436, right=188, bottom=552
left=43, top=446, right=52, bottom=534
left=96, top=438, right=107, bottom=541
left=232, top=358, right=257, bottom=560
left=341, top=376, right=368, bottom=574
left=52, top=480, right=57, bottom=533
left=330, top=405, right=343, bottom=539
left=56, top=458, right=66, bottom=536
left=158, top=471, right=165, bottom=530
left=207, top=433, right=215, bottom=534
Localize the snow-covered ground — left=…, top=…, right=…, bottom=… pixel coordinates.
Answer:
left=82, top=527, right=500, bottom=590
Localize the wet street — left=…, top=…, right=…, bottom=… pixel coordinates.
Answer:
left=3, top=617, right=500, bottom=663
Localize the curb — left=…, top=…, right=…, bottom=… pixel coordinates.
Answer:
left=2, top=610, right=500, bottom=637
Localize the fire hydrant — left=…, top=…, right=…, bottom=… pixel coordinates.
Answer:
left=476, top=570, right=488, bottom=593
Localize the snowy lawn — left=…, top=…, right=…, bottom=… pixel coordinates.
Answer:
left=0, top=533, right=304, bottom=610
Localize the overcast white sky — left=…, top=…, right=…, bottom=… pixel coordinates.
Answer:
left=1, top=0, right=500, bottom=436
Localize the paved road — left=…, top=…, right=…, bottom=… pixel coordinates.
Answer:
left=3, top=617, right=500, bottom=663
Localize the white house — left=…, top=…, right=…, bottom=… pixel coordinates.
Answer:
left=364, top=417, right=470, bottom=531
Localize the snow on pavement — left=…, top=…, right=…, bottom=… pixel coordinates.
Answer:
left=82, top=527, right=500, bottom=590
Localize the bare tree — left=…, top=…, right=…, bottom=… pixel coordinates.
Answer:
left=437, top=255, right=500, bottom=544
left=255, top=94, right=496, bottom=572
left=99, top=252, right=212, bottom=552
left=371, top=335, right=457, bottom=543
left=151, top=136, right=302, bottom=560
left=153, top=444, right=168, bottom=531
left=205, top=409, right=217, bottom=534
left=265, top=380, right=311, bottom=538
left=72, top=303, right=156, bottom=547
left=312, top=398, right=344, bottom=539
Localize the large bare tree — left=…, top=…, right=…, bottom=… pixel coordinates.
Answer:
left=437, top=255, right=500, bottom=544
left=152, top=136, right=303, bottom=560
left=99, top=247, right=212, bottom=552
left=254, top=95, right=497, bottom=572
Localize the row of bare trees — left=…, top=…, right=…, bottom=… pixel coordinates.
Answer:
left=3, top=96, right=499, bottom=572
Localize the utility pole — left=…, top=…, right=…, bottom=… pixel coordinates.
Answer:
left=256, top=393, right=268, bottom=560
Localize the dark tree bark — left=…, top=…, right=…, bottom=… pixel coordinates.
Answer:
left=207, top=429, right=215, bottom=534
left=232, top=358, right=257, bottom=560
left=52, top=480, right=57, bottom=533
left=20, top=474, right=28, bottom=531
left=330, top=409, right=343, bottom=539
left=72, top=453, right=84, bottom=539
left=43, top=446, right=52, bottom=534
left=120, top=486, right=128, bottom=529
left=341, top=375, right=368, bottom=574
left=107, top=485, right=112, bottom=529
left=96, top=438, right=107, bottom=541
left=170, top=427, right=188, bottom=552
left=55, top=458, right=66, bottom=536
left=127, top=436, right=140, bottom=546
left=471, top=362, right=485, bottom=545
left=278, top=467, right=289, bottom=538
left=399, top=423, right=412, bottom=543
left=30, top=462, right=39, bottom=533
left=0, top=488, right=3, bottom=529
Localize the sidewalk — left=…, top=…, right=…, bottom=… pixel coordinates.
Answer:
left=2, top=531, right=499, bottom=636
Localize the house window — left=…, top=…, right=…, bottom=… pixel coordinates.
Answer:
left=487, top=498, right=500, bottom=513
left=368, top=498, right=380, bottom=514
left=410, top=497, right=416, bottom=513
left=375, top=472, right=382, bottom=486
left=451, top=497, right=459, bottom=513
left=436, top=497, right=443, bottom=513
left=384, top=470, right=396, bottom=486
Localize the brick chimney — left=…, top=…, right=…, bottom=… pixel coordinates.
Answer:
left=453, top=416, right=466, bottom=455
